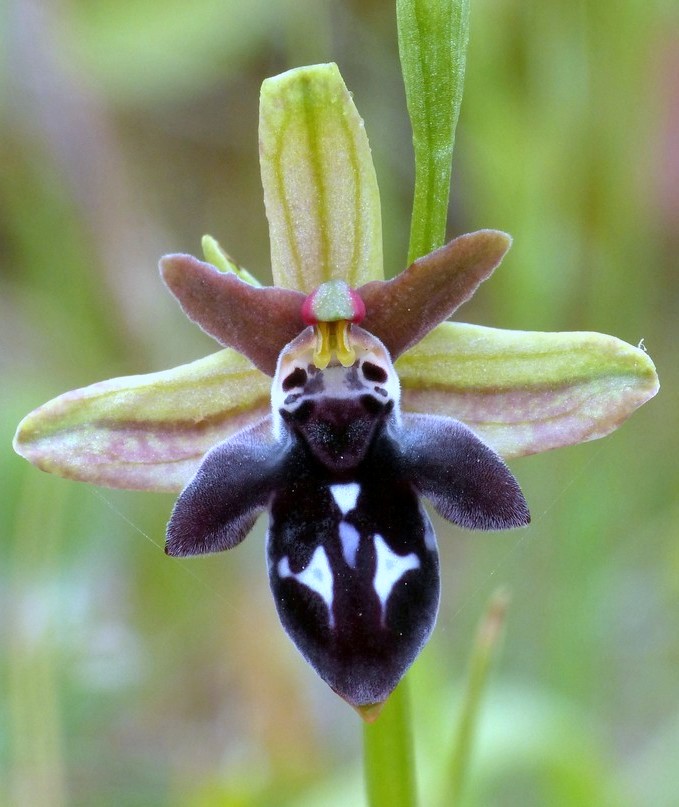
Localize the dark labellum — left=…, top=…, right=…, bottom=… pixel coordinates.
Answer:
left=166, top=326, right=529, bottom=707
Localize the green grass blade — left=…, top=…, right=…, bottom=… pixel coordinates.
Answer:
left=446, top=588, right=511, bottom=805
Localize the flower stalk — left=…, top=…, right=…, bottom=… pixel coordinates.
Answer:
left=363, top=1, right=474, bottom=802
left=397, top=0, right=471, bottom=262
left=363, top=681, right=417, bottom=807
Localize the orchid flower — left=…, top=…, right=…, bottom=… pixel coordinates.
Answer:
left=13, top=64, right=658, bottom=715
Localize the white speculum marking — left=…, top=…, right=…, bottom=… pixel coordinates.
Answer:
left=372, top=534, right=420, bottom=616
left=331, top=484, right=362, bottom=569
left=278, top=546, right=335, bottom=627
left=330, top=482, right=360, bottom=515
left=338, top=521, right=360, bottom=568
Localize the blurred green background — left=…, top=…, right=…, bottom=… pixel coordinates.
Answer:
left=2, top=0, right=677, bottom=804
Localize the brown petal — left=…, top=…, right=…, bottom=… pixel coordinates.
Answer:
left=360, top=230, right=511, bottom=359
left=160, top=254, right=305, bottom=376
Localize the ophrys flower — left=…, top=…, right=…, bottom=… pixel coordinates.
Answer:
left=13, top=64, right=658, bottom=714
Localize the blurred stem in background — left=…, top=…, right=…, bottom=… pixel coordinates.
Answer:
left=445, top=589, right=510, bottom=806
left=8, top=471, right=68, bottom=807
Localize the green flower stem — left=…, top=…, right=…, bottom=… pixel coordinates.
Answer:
left=363, top=679, right=417, bottom=807
left=445, top=588, right=511, bottom=806
left=362, top=4, right=473, bottom=805
left=397, top=0, right=471, bottom=264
